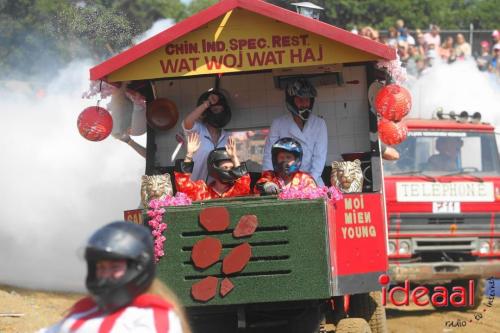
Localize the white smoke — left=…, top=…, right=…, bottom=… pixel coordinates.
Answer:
left=0, top=18, right=177, bottom=292
left=408, top=60, right=500, bottom=126
left=0, top=61, right=145, bottom=292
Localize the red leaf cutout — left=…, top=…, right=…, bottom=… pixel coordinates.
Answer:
left=191, top=237, right=222, bottom=269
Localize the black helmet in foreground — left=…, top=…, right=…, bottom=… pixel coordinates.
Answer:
left=207, top=148, right=241, bottom=184
left=85, top=221, right=155, bottom=313
left=285, top=78, right=317, bottom=121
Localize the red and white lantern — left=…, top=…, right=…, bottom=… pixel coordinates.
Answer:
left=77, top=106, right=113, bottom=141
left=374, top=84, right=411, bottom=122
left=378, top=119, right=408, bottom=145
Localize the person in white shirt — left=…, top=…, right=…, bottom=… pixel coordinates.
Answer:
left=38, top=222, right=190, bottom=333
left=262, top=78, right=328, bottom=186
left=182, top=89, right=231, bottom=182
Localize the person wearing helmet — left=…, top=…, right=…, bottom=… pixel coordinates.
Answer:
left=38, top=221, right=190, bottom=333
left=262, top=78, right=328, bottom=185
left=174, top=132, right=250, bottom=201
left=182, top=89, right=232, bottom=182
left=255, top=137, right=316, bottom=195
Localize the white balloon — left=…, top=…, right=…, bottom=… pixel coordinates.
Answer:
left=108, top=85, right=133, bottom=136
left=130, top=102, right=147, bottom=136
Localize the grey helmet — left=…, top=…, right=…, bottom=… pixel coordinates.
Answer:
left=285, top=78, right=317, bottom=121
left=85, top=221, right=155, bottom=313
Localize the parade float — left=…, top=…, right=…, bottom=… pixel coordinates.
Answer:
left=83, top=0, right=412, bottom=332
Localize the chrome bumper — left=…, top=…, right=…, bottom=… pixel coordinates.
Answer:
left=389, top=260, right=500, bottom=283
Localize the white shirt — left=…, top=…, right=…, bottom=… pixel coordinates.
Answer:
left=182, top=121, right=228, bottom=182
left=38, top=300, right=183, bottom=333
left=263, top=114, right=328, bottom=186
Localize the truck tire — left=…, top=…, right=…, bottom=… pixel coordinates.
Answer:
left=335, top=318, right=371, bottom=333
left=349, top=292, right=388, bottom=333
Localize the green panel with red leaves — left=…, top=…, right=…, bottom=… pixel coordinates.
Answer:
left=154, top=196, right=331, bottom=307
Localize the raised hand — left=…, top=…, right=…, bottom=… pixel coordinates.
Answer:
left=186, top=132, right=201, bottom=157
left=225, top=136, right=240, bottom=167
left=207, top=93, right=219, bottom=106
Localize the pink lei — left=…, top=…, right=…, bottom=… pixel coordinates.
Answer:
left=147, top=193, right=192, bottom=262
left=278, top=185, right=343, bottom=203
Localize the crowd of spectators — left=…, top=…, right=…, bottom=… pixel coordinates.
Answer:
left=353, top=20, right=500, bottom=79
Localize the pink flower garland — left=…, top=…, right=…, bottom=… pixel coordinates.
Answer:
left=278, top=185, right=343, bottom=203
left=82, top=80, right=147, bottom=109
left=147, top=193, right=192, bottom=262
left=376, top=57, right=408, bottom=85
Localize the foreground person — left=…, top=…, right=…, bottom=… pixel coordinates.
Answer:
left=38, top=222, right=190, bottom=333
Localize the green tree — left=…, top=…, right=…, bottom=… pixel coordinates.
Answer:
left=185, top=0, right=218, bottom=17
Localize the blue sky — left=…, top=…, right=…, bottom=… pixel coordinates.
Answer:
left=181, top=0, right=192, bottom=3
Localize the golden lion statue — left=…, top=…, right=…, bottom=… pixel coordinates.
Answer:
left=331, top=160, right=363, bottom=193
left=140, top=174, right=173, bottom=208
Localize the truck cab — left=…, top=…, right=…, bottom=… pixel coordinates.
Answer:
left=383, top=116, right=500, bottom=307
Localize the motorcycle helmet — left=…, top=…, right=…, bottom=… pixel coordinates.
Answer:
left=197, top=89, right=231, bottom=128
left=85, top=221, right=155, bottom=313
left=271, top=137, right=303, bottom=176
left=207, top=148, right=239, bottom=184
left=285, top=78, right=317, bottom=121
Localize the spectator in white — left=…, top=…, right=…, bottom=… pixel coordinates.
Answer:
left=263, top=78, right=328, bottom=186
left=387, top=27, right=398, bottom=47
left=492, top=30, right=500, bottom=48
left=476, top=41, right=492, bottom=71
left=454, top=33, right=471, bottom=60
left=402, top=28, right=416, bottom=46
left=182, top=89, right=230, bottom=182
left=424, top=24, right=441, bottom=53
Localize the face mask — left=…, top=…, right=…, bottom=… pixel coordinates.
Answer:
left=205, top=106, right=231, bottom=128
left=297, top=108, right=312, bottom=120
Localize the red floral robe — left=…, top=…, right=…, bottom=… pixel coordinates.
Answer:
left=254, top=171, right=316, bottom=194
left=175, top=172, right=251, bottom=201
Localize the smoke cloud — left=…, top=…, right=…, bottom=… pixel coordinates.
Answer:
left=408, top=60, right=500, bottom=126
left=0, top=61, right=145, bottom=292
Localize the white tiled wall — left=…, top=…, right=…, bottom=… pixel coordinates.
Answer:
left=154, top=65, right=370, bottom=167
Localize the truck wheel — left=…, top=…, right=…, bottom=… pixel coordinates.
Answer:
left=335, top=318, right=371, bottom=333
left=349, top=292, right=387, bottom=333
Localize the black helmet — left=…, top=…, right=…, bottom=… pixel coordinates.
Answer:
left=285, top=78, right=317, bottom=121
left=272, top=137, right=303, bottom=176
left=85, top=221, right=155, bottom=313
left=207, top=148, right=238, bottom=184
left=197, top=89, right=231, bottom=128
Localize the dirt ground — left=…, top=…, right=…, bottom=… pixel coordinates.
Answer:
left=0, top=285, right=498, bottom=333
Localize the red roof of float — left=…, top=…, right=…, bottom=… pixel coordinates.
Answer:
left=406, top=119, right=495, bottom=132
left=90, top=0, right=395, bottom=81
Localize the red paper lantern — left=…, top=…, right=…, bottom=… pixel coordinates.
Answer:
left=77, top=106, right=113, bottom=141
left=378, top=119, right=408, bottom=145
left=374, top=84, right=412, bottom=122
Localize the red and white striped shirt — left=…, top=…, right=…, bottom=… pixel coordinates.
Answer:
left=38, top=294, right=183, bottom=333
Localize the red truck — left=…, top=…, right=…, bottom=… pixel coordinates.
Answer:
left=383, top=115, right=500, bottom=308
